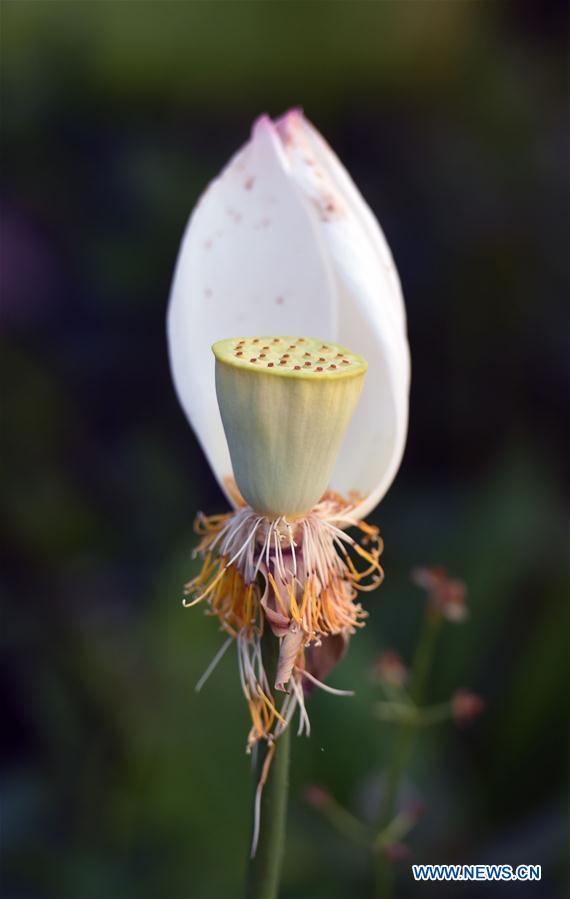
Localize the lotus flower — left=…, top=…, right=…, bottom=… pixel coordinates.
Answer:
left=167, top=110, right=410, bottom=757
left=168, top=109, right=410, bottom=522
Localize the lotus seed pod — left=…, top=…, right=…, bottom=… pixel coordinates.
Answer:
left=213, top=336, right=367, bottom=517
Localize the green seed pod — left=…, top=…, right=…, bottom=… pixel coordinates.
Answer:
left=213, top=336, right=367, bottom=518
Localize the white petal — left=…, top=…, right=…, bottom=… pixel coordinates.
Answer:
left=167, top=116, right=337, bottom=506
left=274, top=111, right=410, bottom=519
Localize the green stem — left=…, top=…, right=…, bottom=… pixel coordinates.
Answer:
left=374, top=699, right=452, bottom=727
left=374, top=610, right=442, bottom=899
left=409, top=610, right=441, bottom=706
left=320, top=795, right=374, bottom=847
left=245, top=630, right=290, bottom=899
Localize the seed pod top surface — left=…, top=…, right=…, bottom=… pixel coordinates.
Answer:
left=213, top=336, right=367, bottom=379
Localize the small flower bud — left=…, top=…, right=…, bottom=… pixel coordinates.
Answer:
left=304, top=784, right=332, bottom=809
left=451, top=689, right=485, bottom=726
left=382, top=842, right=411, bottom=862
left=372, top=650, right=409, bottom=687
left=411, top=566, right=467, bottom=622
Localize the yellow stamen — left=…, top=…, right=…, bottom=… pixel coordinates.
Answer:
left=258, top=689, right=287, bottom=726
left=266, top=571, right=289, bottom=617
left=288, top=580, right=302, bottom=624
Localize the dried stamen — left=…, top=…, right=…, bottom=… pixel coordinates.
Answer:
left=183, top=492, right=383, bottom=751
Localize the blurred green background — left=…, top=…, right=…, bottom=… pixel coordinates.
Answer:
left=1, top=2, right=568, bottom=898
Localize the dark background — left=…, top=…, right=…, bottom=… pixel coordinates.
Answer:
left=1, top=2, right=568, bottom=898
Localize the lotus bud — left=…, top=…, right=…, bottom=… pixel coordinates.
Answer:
left=168, top=110, right=410, bottom=521
left=174, top=113, right=406, bottom=785
left=213, top=336, right=367, bottom=518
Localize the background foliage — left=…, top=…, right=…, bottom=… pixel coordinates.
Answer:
left=2, top=2, right=568, bottom=898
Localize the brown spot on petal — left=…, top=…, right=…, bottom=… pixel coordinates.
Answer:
left=316, top=194, right=343, bottom=222
left=244, top=176, right=254, bottom=190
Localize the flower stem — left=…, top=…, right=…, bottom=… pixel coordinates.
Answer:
left=374, top=610, right=442, bottom=899
left=245, top=629, right=290, bottom=899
